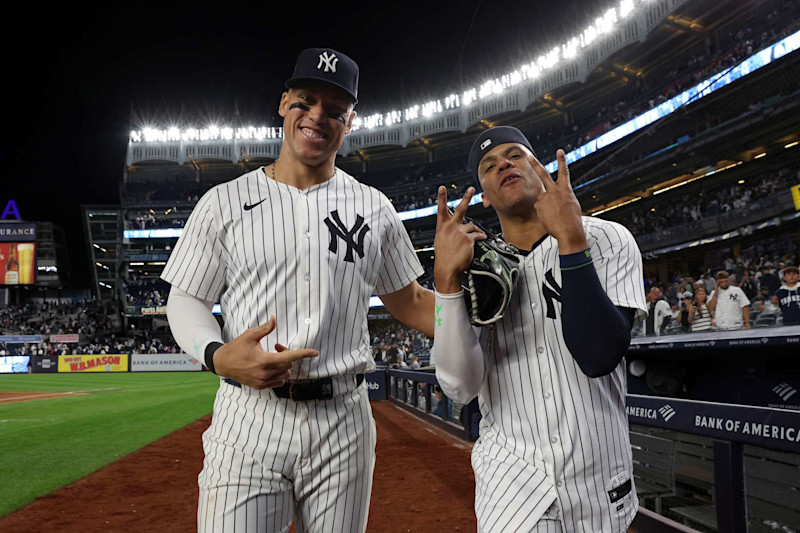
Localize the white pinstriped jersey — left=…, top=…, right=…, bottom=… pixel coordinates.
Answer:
left=472, top=217, right=647, bottom=532
left=161, top=166, right=423, bottom=381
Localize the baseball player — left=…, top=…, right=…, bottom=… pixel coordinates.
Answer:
left=432, top=126, right=647, bottom=532
left=162, top=48, right=435, bottom=533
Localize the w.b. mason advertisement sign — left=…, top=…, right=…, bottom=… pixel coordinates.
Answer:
left=627, top=394, right=800, bottom=453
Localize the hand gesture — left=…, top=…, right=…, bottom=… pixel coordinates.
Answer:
left=529, top=149, right=588, bottom=254
left=433, top=186, right=486, bottom=293
left=213, top=316, right=318, bottom=389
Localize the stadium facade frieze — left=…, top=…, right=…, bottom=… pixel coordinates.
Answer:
left=127, top=0, right=692, bottom=166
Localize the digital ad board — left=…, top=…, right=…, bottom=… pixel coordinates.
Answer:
left=0, top=356, right=30, bottom=373
left=0, top=242, right=36, bottom=285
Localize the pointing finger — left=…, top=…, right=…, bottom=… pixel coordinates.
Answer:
left=275, top=349, right=319, bottom=364
left=528, top=153, right=556, bottom=191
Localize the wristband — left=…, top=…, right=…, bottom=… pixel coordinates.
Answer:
left=204, top=342, right=224, bottom=374
left=559, top=248, right=593, bottom=270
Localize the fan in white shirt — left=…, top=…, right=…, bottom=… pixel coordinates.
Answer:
left=709, top=270, right=751, bottom=330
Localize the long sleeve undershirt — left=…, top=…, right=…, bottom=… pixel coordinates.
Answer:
left=166, top=286, right=224, bottom=370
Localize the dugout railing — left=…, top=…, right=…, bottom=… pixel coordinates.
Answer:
left=386, top=368, right=800, bottom=532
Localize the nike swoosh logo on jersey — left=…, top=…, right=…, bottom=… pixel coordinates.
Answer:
left=243, top=198, right=267, bottom=211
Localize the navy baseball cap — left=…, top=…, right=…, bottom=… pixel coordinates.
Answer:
left=286, top=48, right=359, bottom=103
left=468, top=126, right=537, bottom=178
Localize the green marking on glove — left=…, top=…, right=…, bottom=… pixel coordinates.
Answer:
left=435, top=304, right=442, bottom=316
left=436, top=317, right=442, bottom=327
left=192, top=337, right=201, bottom=356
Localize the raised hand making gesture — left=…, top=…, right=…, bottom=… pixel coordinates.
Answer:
left=433, top=186, right=487, bottom=293
left=529, top=149, right=588, bottom=254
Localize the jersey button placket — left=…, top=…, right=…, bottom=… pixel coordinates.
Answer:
left=297, top=191, right=312, bottom=330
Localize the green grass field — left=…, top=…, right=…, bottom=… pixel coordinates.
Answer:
left=0, top=372, right=220, bottom=517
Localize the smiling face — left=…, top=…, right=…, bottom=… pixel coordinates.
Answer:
left=278, top=81, right=356, bottom=168
left=477, top=143, right=544, bottom=216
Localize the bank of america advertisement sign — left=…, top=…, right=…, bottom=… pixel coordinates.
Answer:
left=131, top=353, right=203, bottom=372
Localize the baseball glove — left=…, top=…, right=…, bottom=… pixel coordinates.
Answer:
left=458, top=216, right=521, bottom=326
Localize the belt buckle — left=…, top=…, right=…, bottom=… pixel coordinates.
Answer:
left=289, top=382, right=301, bottom=402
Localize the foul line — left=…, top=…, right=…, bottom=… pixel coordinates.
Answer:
left=0, top=387, right=117, bottom=403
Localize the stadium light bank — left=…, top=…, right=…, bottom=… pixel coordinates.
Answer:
left=130, top=0, right=636, bottom=141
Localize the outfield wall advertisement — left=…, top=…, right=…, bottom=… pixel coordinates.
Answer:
left=131, top=353, right=203, bottom=372
left=58, top=354, right=129, bottom=373
left=0, top=356, right=30, bottom=373
left=32, top=356, right=59, bottom=373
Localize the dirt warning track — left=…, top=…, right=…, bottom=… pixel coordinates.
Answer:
left=0, top=402, right=477, bottom=532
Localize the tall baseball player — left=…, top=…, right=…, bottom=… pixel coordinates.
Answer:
left=162, top=48, right=436, bottom=532
left=432, top=126, right=647, bottom=532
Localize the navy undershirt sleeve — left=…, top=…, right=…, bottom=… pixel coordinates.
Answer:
left=559, top=248, right=634, bottom=378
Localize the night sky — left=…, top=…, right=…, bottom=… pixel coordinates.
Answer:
left=4, top=1, right=594, bottom=288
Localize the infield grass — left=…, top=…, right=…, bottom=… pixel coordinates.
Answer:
left=0, top=372, right=219, bottom=517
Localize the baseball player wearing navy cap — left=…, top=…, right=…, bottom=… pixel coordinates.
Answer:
left=432, top=126, right=647, bottom=531
left=162, top=48, right=435, bottom=532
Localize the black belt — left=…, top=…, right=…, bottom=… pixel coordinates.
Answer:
left=224, top=374, right=364, bottom=401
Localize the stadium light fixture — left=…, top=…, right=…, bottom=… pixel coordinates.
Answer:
left=785, top=141, right=799, bottom=149
left=754, top=152, right=766, bottom=159
left=132, top=0, right=659, bottom=140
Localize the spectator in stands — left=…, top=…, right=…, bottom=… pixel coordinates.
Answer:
left=386, top=343, right=399, bottom=364
left=675, top=292, right=693, bottom=332
left=702, top=272, right=716, bottom=294
left=665, top=281, right=680, bottom=307
left=756, top=294, right=782, bottom=321
left=775, top=265, right=800, bottom=325
left=409, top=355, right=421, bottom=369
left=431, top=385, right=453, bottom=422
left=709, top=271, right=751, bottom=330
left=758, top=264, right=781, bottom=295
left=643, top=287, right=671, bottom=335
left=689, top=287, right=713, bottom=332
left=740, top=269, right=758, bottom=301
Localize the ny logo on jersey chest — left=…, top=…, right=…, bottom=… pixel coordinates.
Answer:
left=324, top=210, right=370, bottom=263
left=542, top=269, right=562, bottom=319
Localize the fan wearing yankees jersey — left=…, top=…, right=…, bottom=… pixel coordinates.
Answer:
left=432, top=126, right=647, bottom=533
left=161, top=48, right=437, bottom=533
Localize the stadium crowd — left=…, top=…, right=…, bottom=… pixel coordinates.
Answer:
left=369, top=320, right=432, bottom=367
left=636, top=235, right=800, bottom=335
left=122, top=276, right=170, bottom=308
left=614, top=164, right=799, bottom=239
left=126, top=212, right=186, bottom=230
left=118, top=3, right=800, bottom=230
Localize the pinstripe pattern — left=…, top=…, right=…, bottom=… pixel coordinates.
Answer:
left=472, top=217, right=646, bottom=533
left=197, top=382, right=376, bottom=532
left=161, top=166, right=423, bottom=378
left=162, top=166, right=422, bottom=532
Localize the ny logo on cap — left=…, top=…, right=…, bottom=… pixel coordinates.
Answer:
left=317, top=52, right=338, bottom=73
left=480, top=139, right=492, bottom=150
